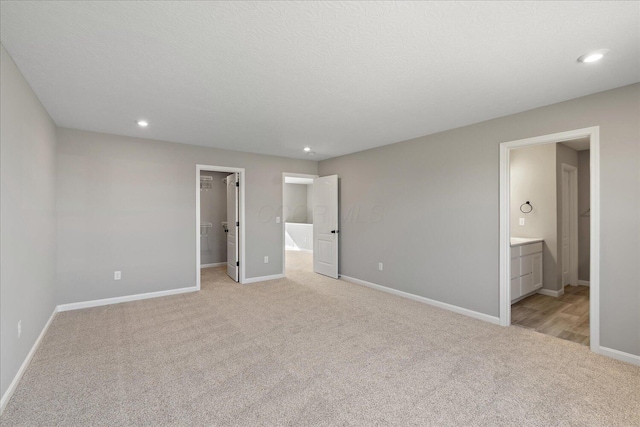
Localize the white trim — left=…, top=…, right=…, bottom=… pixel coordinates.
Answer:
left=588, top=132, right=600, bottom=353
left=537, top=288, right=564, bottom=297
left=197, top=165, right=246, bottom=285
left=282, top=172, right=318, bottom=276
left=1, top=307, right=57, bottom=414
left=499, top=126, right=600, bottom=353
left=340, top=275, right=500, bottom=325
left=57, top=286, right=197, bottom=312
left=578, top=280, right=590, bottom=287
left=243, top=274, right=285, bottom=284
left=200, top=262, right=226, bottom=268
left=499, top=141, right=511, bottom=327
left=597, top=347, right=640, bottom=366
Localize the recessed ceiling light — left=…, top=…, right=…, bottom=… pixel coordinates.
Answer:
left=577, top=50, right=608, bottom=63
left=306, top=151, right=316, bottom=156
left=137, top=120, right=149, bottom=127
left=303, top=147, right=311, bottom=152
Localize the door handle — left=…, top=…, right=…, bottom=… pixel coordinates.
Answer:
left=331, top=230, right=339, bottom=234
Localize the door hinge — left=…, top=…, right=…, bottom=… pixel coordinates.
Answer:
left=236, top=221, right=239, bottom=227
left=236, top=181, right=239, bottom=187
left=236, top=261, right=239, bottom=267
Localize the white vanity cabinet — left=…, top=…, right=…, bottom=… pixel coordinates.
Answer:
left=510, top=240, right=543, bottom=303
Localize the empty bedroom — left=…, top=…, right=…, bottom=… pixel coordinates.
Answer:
left=1, top=1, right=639, bottom=425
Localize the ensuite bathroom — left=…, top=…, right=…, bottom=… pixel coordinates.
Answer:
left=509, top=138, right=591, bottom=345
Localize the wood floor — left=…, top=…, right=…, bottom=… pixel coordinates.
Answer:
left=511, top=285, right=590, bottom=346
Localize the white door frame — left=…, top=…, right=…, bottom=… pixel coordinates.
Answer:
left=499, top=127, right=600, bottom=353
left=282, top=172, right=318, bottom=275
left=196, top=164, right=246, bottom=287
left=560, top=163, right=579, bottom=287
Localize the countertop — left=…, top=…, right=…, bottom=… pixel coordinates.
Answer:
left=510, top=237, right=543, bottom=247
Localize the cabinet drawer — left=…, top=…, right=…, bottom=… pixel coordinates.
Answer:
left=511, top=277, right=521, bottom=301
left=521, top=242, right=542, bottom=256
left=510, top=247, right=520, bottom=259
left=511, top=257, right=520, bottom=279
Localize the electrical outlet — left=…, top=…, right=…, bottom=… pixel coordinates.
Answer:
left=18, top=320, right=22, bottom=338
left=519, top=218, right=525, bottom=226
left=114, top=271, right=122, bottom=280
left=276, top=217, right=281, bottom=224
left=378, top=263, right=383, bottom=271
left=264, top=256, right=269, bottom=264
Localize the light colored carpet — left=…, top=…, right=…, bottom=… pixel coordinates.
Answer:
left=2, top=250, right=639, bottom=426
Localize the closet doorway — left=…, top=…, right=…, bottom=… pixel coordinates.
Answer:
left=196, top=165, right=246, bottom=288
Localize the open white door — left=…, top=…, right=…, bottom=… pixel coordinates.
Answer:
left=226, top=173, right=239, bottom=282
left=313, top=175, right=339, bottom=278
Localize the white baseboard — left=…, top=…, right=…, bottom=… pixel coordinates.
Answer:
left=1, top=307, right=58, bottom=415
left=57, top=286, right=198, bottom=312
left=201, top=262, right=226, bottom=268
left=597, top=346, right=640, bottom=366
left=340, top=275, right=500, bottom=325
left=538, top=288, right=563, bottom=297
left=243, top=274, right=285, bottom=284
left=578, top=280, right=590, bottom=287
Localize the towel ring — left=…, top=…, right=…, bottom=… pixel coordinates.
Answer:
left=520, top=201, right=533, bottom=214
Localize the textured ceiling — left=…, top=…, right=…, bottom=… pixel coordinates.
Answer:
left=1, top=1, right=638, bottom=160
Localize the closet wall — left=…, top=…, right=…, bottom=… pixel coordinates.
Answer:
left=200, top=171, right=228, bottom=265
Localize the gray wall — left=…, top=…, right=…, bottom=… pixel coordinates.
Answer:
left=283, top=183, right=308, bottom=223
left=200, top=171, right=228, bottom=265
left=56, top=128, right=317, bottom=304
left=0, top=46, right=57, bottom=399
left=510, top=144, right=558, bottom=291
left=578, top=151, right=591, bottom=281
left=306, top=184, right=314, bottom=223
left=556, top=143, right=579, bottom=287
left=319, top=83, right=640, bottom=356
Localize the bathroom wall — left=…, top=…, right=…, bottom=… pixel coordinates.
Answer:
left=200, top=171, right=228, bottom=265
left=578, top=150, right=590, bottom=281
left=284, top=183, right=308, bottom=223
left=510, top=144, right=559, bottom=291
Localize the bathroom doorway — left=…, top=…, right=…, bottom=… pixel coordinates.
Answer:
left=499, top=127, right=600, bottom=352
left=507, top=138, right=590, bottom=345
